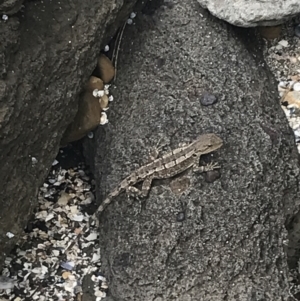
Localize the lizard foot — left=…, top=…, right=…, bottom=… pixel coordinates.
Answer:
left=193, top=162, right=220, bottom=173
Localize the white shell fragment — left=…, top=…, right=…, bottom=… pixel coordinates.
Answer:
left=130, top=12, right=136, bottom=19
left=93, top=89, right=99, bottom=97
left=85, top=232, right=98, bottom=241
left=92, top=88, right=106, bottom=98
left=97, top=90, right=105, bottom=97
left=52, top=249, right=60, bottom=257
left=6, top=232, right=14, bottom=238
left=45, top=212, right=55, bottom=222
left=52, top=159, right=59, bottom=166
left=31, top=157, right=38, bottom=164
left=72, top=214, right=84, bottom=222
left=92, top=252, right=101, bottom=262
left=100, top=112, right=108, bottom=125
left=278, top=40, right=288, bottom=47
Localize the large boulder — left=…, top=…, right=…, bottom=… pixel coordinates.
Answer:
left=0, top=0, right=137, bottom=269
left=197, top=0, right=300, bottom=27
left=83, top=0, right=300, bottom=300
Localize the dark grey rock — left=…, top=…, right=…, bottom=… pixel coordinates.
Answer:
left=200, top=92, right=218, bottom=106
left=0, top=0, right=23, bottom=15
left=0, top=0, right=137, bottom=270
left=84, top=0, right=300, bottom=300
left=197, top=0, right=300, bottom=27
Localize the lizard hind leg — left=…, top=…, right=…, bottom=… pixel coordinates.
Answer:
left=126, top=176, right=153, bottom=199
left=126, top=176, right=154, bottom=213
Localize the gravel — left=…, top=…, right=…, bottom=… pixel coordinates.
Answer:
left=0, top=148, right=107, bottom=301
left=263, top=16, right=300, bottom=151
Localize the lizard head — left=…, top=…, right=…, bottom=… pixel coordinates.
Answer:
left=193, top=133, right=223, bottom=154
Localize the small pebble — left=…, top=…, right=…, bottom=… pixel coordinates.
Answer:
left=127, top=18, right=133, bottom=25
left=88, top=132, right=94, bottom=139
left=176, top=212, right=185, bottom=222
left=62, top=271, right=71, bottom=279
left=104, top=45, right=109, bottom=52
left=130, top=12, right=136, bottom=19
left=60, top=261, right=75, bottom=271
left=295, top=24, right=300, bottom=38
left=200, top=92, right=218, bottom=106
left=2, top=15, right=8, bottom=21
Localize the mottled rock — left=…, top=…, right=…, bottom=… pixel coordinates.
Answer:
left=0, top=0, right=138, bottom=269
left=83, top=1, right=300, bottom=300
left=197, top=0, right=300, bottom=27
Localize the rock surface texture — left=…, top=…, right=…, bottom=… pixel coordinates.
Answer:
left=84, top=0, right=300, bottom=300
left=0, top=0, right=137, bottom=269
left=197, top=0, right=300, bottom=27
left=0, top=0, right=23, bottom=15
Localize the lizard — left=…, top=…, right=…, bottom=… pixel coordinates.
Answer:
left=65, top=133, right=223, bottom=251
left=94, top=133, right=223, bottom=217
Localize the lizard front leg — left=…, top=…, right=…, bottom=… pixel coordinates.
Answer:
left=126, top=176, right=154, bottom=199
left=193, top=162, right=220, bottom=173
